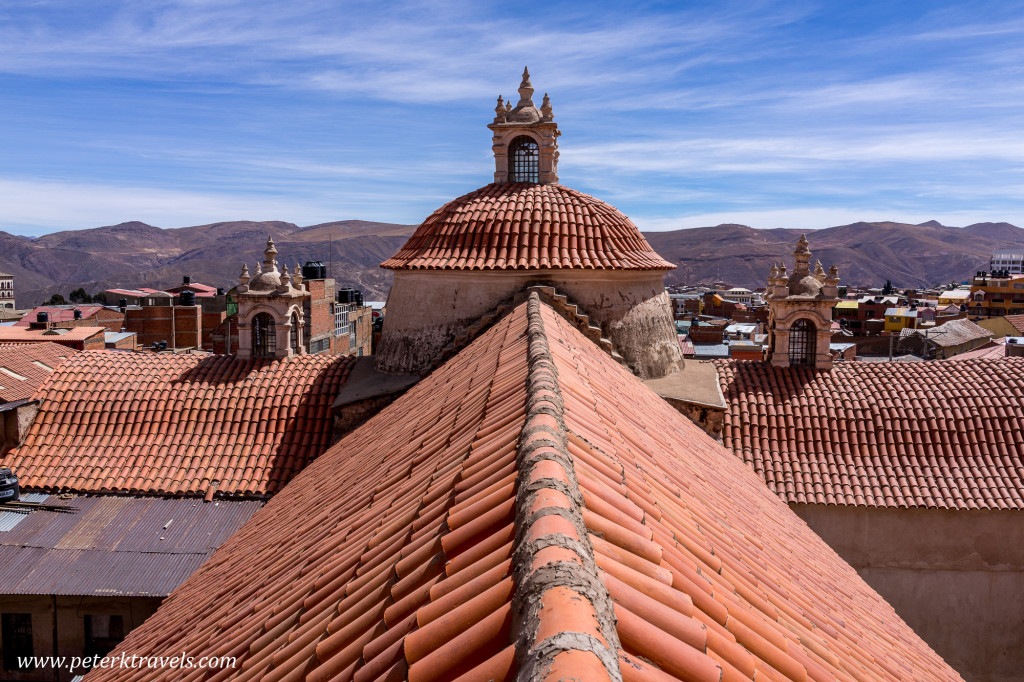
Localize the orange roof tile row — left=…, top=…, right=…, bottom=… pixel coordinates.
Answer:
left=716, top=359, right=1024, bottom=509
left=1004, top=314, right=1024, bottom=335
left=4, top=351, right=354, bottom=497
left=381, top=183, right=676, bottom=271
left=0, top=342, right=76, bottom=403
left=86, top=296, right=957, bottom=682
left=0, top=326, right=106, bottom=342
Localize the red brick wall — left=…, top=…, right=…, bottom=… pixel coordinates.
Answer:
left=125, top=305, right=203, bottom=349
left=107, top=334, right=137, bottom=350
left=201, top=311, right=226, bottom=350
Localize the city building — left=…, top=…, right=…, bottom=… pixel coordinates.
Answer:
left=897, top=318, right=994, bottom=359
left=883, top=306, right=918, bottom=333
left=0, top=273, right=14, bottom=310
left=377, top=69, right=682, bottom=379
left=990, top=251, right=1024, bottom=274
left=765, top=236, right=841, bottom=369
left=0, top=343, right=76, bottom=458
left=967, top=271, right=1024, bottom=317
left=0, top=326, right=106, bottom=351
left=14, top=305, right=125, bottom=333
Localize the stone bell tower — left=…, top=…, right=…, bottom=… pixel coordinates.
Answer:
left=766, top=235, right=840, bottom=369
left=487, top=67, right=560, bottom=184
left=235, top=237, right=309, bottom=360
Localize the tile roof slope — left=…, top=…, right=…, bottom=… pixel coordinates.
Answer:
left=0, top=342, right=76, bottom=403
left=1004, top=314, right=1024, bottom=335
left=947, top=342, right=1005, bottom=361
left=911, top=318, right=992, bottom=347
left=716, top=359, right=1024, bottom=509
left=381, top=183, right=675, bottom=271
left=14, top=305, right=105, bottom=326
left=3, top=351, right=354, bottom=497
left=86, top=295, right=958, bottom=682
left=0, top=326, right=106, bottom=342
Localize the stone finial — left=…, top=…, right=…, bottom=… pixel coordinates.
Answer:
left=814, top=259, right=826, bottom=281
left=239, top=263, right=250, bottom=286
left=263, top=237, right=278, bottom=272
left=792, top=235, right=811, bottom=276
left=795, top=234, right=810, bottom=254
left=292, top=263, right=303, bottom=289
left=828, top=263, right=839, bottom=278
left=254, top=262, right=262, bottom=276
left=280, top=262, right=292, bottom=288
left=769, top=263, right=778, bottom=280
left=495, top=95, right=506, bottom=123
left=505, top=100, right=512, bottom=115
left=541, top=93, right=553, bottom=121
left=778, top=262, right=788, bottom=278
left=517, top=66, right=534, bottom=107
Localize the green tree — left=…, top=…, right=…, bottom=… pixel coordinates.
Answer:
left=44, top=294, right=67, bottom=305
left=881, top=280, right=894, bottom=295
left=69, top=288, right=88, bottom=303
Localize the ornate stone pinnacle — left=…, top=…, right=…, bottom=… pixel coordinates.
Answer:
left=263, top=237, right=278, bottom=270
left=239, top=263, right=250, bottom=285
left=541, top=93, right=553, bottom=121
left=796, top=234, right=810, bottom=254
left=495, top=95, right=506, bottom=123
left=517, top=66, right=534, bottom=106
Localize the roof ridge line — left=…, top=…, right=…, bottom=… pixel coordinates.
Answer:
left=511, top=292, right=623, bottom=681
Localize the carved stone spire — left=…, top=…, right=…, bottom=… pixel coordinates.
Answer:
left=263, top=237, right=278, bottom=272
left=792, top=234, right=811, bottom=276
left=239, top=263, right=250, bottom=287
left=517, top=66, right=534, bottom=107
left=814, top=259, right=826, bottom=281
left=541, top=93, right=553, bottom=122
left=494, top=95, right=506, bottom=124
left=292, top=263, right=303, bottom=289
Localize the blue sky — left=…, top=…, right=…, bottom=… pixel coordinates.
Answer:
left=2, top=0, right=1024, bottom=236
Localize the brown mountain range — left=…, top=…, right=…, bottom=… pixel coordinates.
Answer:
left=3, top=218, right=1021, bottom=308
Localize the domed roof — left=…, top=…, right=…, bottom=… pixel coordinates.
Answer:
left=787, top=274, right=824, bottom=298
left=248, top=270, right=281, bottom=292
left=381, top=183, right=675, bottom=271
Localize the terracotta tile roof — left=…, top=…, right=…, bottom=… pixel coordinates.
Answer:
left=716, top=359, right=1024, bottom=509
left=381, top=183, right=675, bottom=271
left=948, top=342, right=1006, bottom=361
left=87, top=296, right=957, bottom=682
left=0, top=342, right=76, bottom=403
left=14, top=305, right=105, bottom=326
left=1004, top=314, right=1024, bottom=335
left=3, top=351, right=354, bottom=497
left=0, top=326, right=106, bottom=343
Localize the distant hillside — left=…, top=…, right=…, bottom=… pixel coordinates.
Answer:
left=3, top=217, right=1021, bottom=308
left=644, top=220, right=1023, bottom=289
left=4, top=220, right=416, bottom=307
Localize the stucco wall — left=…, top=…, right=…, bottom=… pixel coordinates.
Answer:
left=376, top=269, right=682, bottom=378
left=792, top=504, right=1024, bottom=682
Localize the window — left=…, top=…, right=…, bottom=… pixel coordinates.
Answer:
left=290, top=312, right=300, bottom=354
left=2, top=613, right=34, bottom=671
left=788, top=319, right=814, bottom=367
left=335, top=303, right=351, bottom=338
left=85, top=615, right=124, bottom=661
left=252, top=313, right=276, bottom=358
left=508, top=136, right=539, bottom=183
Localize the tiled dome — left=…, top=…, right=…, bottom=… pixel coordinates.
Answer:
left=381, top=183, right=675, bottom=271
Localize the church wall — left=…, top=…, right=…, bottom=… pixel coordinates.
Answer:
left=376, top=269, right=682, bottom=378
left=792, top=503, right=1024, bottom=682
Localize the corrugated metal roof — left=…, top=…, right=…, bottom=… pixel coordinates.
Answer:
left=835, top=300, right=859, bottom=309
left=0, top=495, right=262, bottom=596
left=0, top=493, right=52, bottom=532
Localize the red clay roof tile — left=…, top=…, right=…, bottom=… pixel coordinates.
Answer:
left=716, top=358, right=1024, bottom=509
left=3, top=351, right=354, bottom=497
left=381, top=183, right=675, bottom=271
left=0, top=342, right=76, bottom=403
left=84, top=297, right=959, bottom=682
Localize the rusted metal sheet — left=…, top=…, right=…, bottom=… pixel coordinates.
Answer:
left=0, top=495, right=262, bottom=596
